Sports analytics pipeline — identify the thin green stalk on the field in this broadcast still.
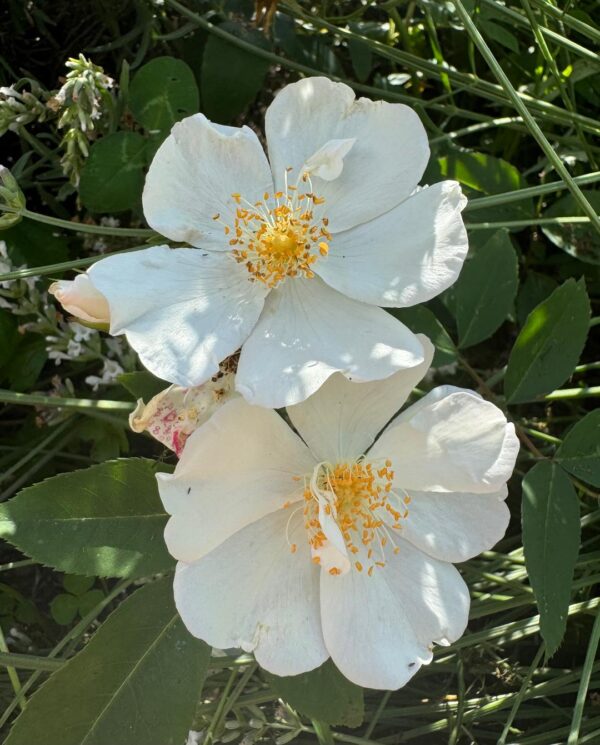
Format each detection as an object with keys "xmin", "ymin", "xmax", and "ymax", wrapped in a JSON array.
[
  {"xmin": 281, "ymin": 1, "xmax": 600, "ymax": 134},
  {"xmin": 544, "ymin": 386, "xmax": 600, "ymax": 401},
  {"xmin": 0, "ymin": 624, "xmax": 26, "ymax": 712},
  {"xmin": 522, "ymin": 427, "xmax": 562, "ymax": 445},
  {"xmin": 568, "ymin": 610, "xmax": 600, "ymax": 744},
  {"xmin": 0, "ymin": 243, "xmax": 147, "ymax": 283},
  {"xmin": 574, "ymin": 361, "xmax": 600, "ymax": 374},
  {"xmin": 313, "ymin": 720, "xmax": 336, "ymax": 745},
  {"xmin": 453, "ymin": 0, "xmax": 600, "ymax": 234},
  {"xmin": 0, "ymin": 389, "xmax": 134, "ymax": 411},
  {"xmin": 498, "ymin": 644, "xmax": 545, "ymax": 745},
  {"xmin": 363, "ymin": 691, "xmax": 392, "ymax": 739},
  {"xmin": 466, "ymin": 172, "xmax": 600, "ymax": 211},
  {"xmin": 480, "ymin": 0, "xmax": 600, "ymax": 63},
  {"xmin": 0, "ymin": 417, "xmax": 73, "ymax": 485},
  {"xmin": 204, "ymin": 667, "xmax": 238, "ymax": 745},
  {"xmin": 0, "ymin": 558, "xmax": 36, "ymax": 572},
  {"xmin": 528, "ymin": 0, "xmax": 600, "ymax": 44},
  {"xmin": 19, "ymin": 209, "xmax": 156, "ymax": 238},
  {"xmin": 467, "ymin": 217, "xmax": 590, "ymax": 230},
  {"xmin": 0, "ymin": 652, "xmax": 65, "ymax": 672}
]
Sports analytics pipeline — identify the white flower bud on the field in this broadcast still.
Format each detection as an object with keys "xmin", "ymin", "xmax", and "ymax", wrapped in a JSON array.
[{"xmin": 48, "ymin": 273, "xmax": 110, "ymax": 324}]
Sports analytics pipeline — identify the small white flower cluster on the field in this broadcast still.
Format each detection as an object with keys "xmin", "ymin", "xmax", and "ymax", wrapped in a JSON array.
[
  {"xmin": 51, "ymin": 55, "xmax": 114, "ymax": 186},
  {"xmin": 51, "ymin": 77, "xmax": 518, "ymax": 690},
  {"xmin": 1, "ymin": 241, "xmax": 131, "ymax": 389},
  {"xmin": 0, "ymin": 80, "xmax": 49, "ymax": 136}
]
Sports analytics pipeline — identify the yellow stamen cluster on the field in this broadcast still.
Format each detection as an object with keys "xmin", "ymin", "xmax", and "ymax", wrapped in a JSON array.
[
  {"xmin": 215, "ymin": 180, "xmax": 331, "ymax": 288},
  {"xmin": 301, "ymin": 458, "xmax": 411, "ymax": 576}
]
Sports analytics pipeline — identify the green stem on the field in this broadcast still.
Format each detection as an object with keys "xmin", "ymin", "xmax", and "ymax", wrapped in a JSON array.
[
  {"xmin": 0, "ymin": 418, "xmax": 74, "ymax": 485},
  {"xmin": 498, "ymin": 644, "xmax": 545, "ymax": 745},
  {"xmin": 0, "ymin": 389, "xmax": 134, "ymax": 411},
  {"xmin": 568, "ymin": 610, "xmax": 600, "ymax": 744},
  {"xmin": 0, "ymin": 652, "xmax": 64, "ymax": 672},
  {"xmin": 452, "ymin": 0, "xmax": 600, "ymax": 234},
  {"xmin": 467, "ymin": 217, "xmax": 591, "ymax": 230},
  {"xmin": 544, "ymin": 386, "xmax": 600, "ymax": 401},
  {"xmin": 0, "ymin": 624, "xmax": 26, "ymax": 712},
  {"xmin": 0, "ymin": 244, "xmax": 148, "ymax": 283},
  {"xmin": 204, "ymin": 667, "xmax": 238, "ymax": 745},
  {"xmin": 0, "ymin": 558, "xmax": 36, "ymax": 572},
  {"xmin": 19, "ymin": 209, "xmax": 156, "ymax": 238},
  {"xmin": 465, "ymin": 172, "xmax": 600, "ymax": 212}
]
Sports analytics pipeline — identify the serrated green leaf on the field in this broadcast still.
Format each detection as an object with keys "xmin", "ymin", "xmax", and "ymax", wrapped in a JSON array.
[
  {"xmin": 5, "ymin": 578, "xmax": 211, "ymax": 745},
  {"xmin": 50, "ymin": 594, "xmax": 79, "ymax": 626},
  {"xmin": 0, "ymin": 458, "xmax": 173, "ymax": 579},
  {"xmin": 542, "ymin": 191, "xmax": 600, "ymax": 265},
  {"xmin": 515, "ymin": 271, "xmax": 558, "ymax": 327},
  {"xmin": 201, "ymin": 22, "xmax": 270, "ymax": 123},
  {"xmin": 130, "ymin": 56, "xmax": 199, "ymax": 138},
  {"xmin": 390, "ymin": 306, "xmax": 457, "ymax": 367},
  {"xmin": 455, "ymin": 230, "xmax": 518, "ymax": 348},
  {"xmin": 79, "ymin": 132, "xmax": 147, "ymax": 214},
  {"xmin": 118, "ymin": 371, "xmax": 166, "ymax": 402},
  {"xmin": 522, "ymin": 461, "xmax": 580, "ymax": 657},
  {"xmin": 264, "ymin": 660, "xmax": 364, "ymax": 728},
  {"xmin": 504, "ymin": 279, "xmax": 590, "ymax": 404},
  {"xmin": 556, "ymin": 410, "xmax": 600, "ymax": 487}
]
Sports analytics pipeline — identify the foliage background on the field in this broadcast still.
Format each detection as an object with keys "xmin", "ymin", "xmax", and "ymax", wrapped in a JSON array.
[{"xmin": 0, "ymin": 0, "xmax": 598, "ymax": 743}]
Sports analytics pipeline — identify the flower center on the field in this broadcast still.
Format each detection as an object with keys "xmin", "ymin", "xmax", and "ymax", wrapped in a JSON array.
[
  {"xmin": 214, "ymin": 173, "xmax": 331, "ymax": 289},
  {"xmin": 293, "ymin": 458, "xmax": 411, "ymax": 577}
]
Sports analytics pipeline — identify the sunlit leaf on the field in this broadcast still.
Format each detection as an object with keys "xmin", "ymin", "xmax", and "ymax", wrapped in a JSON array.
[
  {"xmin": 504, "ymin": 279, "xmax": 590, "ymax": 403},
  {"xmin": 0, "ymin": 458, "xmax": 173, "ymax": 578}
]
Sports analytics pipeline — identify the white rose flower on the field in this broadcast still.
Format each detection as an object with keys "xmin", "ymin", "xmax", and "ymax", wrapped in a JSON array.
[
  {"xmin": 157, "ymin": 337, "xmax": 518, "ymax": 689},
  {"xmin": 87, "ymin": 77, "xmax": 468, "ymax": 407}
]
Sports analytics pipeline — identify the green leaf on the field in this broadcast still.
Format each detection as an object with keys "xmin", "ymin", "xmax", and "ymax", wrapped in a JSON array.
[
  {"xmin": 522, "ymin": 461, "xmax": 580, "ymax": 657},
  {"xmin": 5, "ymin": 578, "xmax": 211, "ymax": 745},
  {"xmin": 454, "ymin": 230, "xmax": 518, "ymax": 348},
  {"xmin": 118, "ymin": 371, "xmax": 166, "ymax": 402},
  {"xmin": 264, "ymin": 660, "xmax": 364, "ymax": 728},
  {"xmin": 0, "ymin": 458, "xmax": 173, "ymax": 579},
  {"xmin": 480, "ymin": 19, "xmax": 520, "ymax": 53},
  {"xmin": 6, "ymin": 336, "xmax": 47, "ymax": 391},
  {"xmin": 201, "ymin": 22, "xmax": 270, "ymax": 123},
  {"xmin": 556, "ymin": 411, "xmax": 600, "ymax": 487},
  {"xmin": 130, "ymin": 56, "xmax": 199, "ymax": 140},
  {"xmin": 390, "ymin": 306, "xmax": 457, "ymax": 367},
  {"xmin": 428, "ymin": 152, "xmax": 533, "ymax": 222},
  {"xmin": 542, "ymin": 191, "xmax": 600, "ymax": 265},
  {"xmin": 0, "ymin": 311, "xmax": 19, "ymax": 371},
  {"xmin": 2, "ymin": 219, "xmax": 69, "ymax": 267},
  {"xmin": 504, "ymin": 279, "xmax": 590, "ymax": 404},
  {"xmin": 50, "ymin": 594, "xmax": 79, "ymax": 626},
  {"xmin": 63, "ymin": 574, "xmax": 95, "ymax": 596},
  {"xmin": 77, "ymin": 589, "xmax": 106, "ymax": 617},
  {"xmin": 515, "ymin": 271, "xmax": 558, "ymax": 327},
  {"xmin": 79, "ymin": 132, "xmax": 147, "ymax": 214}
]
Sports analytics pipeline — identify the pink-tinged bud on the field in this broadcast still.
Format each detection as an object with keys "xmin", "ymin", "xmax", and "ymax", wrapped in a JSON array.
[
  {"xmin": 49, "ymin": 273, "xmax": 110, "ymax": 324},
  {"xmin": 129, "ymin": 372, "xmax": 238, "ymax": 456}
]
